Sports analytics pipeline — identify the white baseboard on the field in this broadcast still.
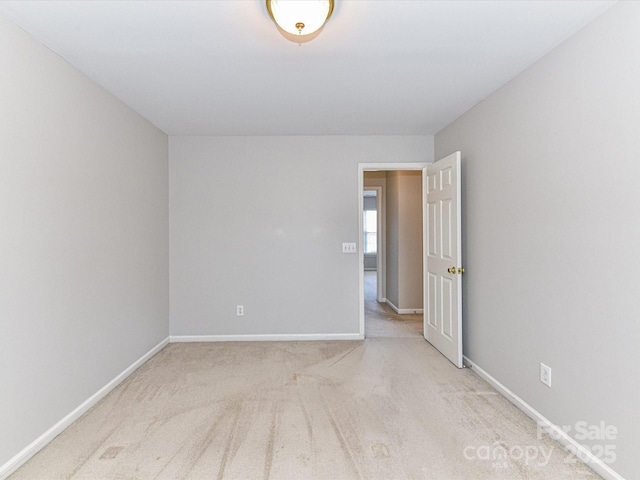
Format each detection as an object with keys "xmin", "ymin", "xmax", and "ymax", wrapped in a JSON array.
[
  {"xmin": 385, "ymin": 299, "xmax": 424, "ymax": 315},
  {"xmin": 463, "ymin": 356, "xmax": 625, "ymax": 480},
  {"xmin": 0, "ymin": 337, "xmax": 170, "ymax": 480},
  {"xmin": 170, "ymin": 333, "xmax": 363, "ymax": 343}
]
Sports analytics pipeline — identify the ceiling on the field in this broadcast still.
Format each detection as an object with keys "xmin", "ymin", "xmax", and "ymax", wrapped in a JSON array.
[{"xmin": 0, "ymin": 1, "xmax": 615, "ymax": 136}]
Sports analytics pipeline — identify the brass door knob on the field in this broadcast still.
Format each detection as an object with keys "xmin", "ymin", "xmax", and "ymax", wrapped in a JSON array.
[
  {"xmin": 457, "ymin": 267, "xmax": 465, "ymax": 274},
  {"xmin": 448, "ymin": 267, "xmax": 456, "ymax": 274}
]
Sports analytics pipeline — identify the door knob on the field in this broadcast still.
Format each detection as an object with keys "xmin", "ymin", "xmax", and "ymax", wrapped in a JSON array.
[{"xmin": 447, "ymin": 266, "xmax": 465, "ymax": 274}]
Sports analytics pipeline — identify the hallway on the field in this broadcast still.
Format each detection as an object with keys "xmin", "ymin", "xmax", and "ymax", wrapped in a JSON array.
[{"xmin": 364, "ymin": 271, "xmax": 422, "ymax": 338}]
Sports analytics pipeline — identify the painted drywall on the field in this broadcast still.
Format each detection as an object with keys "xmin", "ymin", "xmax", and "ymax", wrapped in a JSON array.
[
  {"xmin": 385, "ymin": 173, "xmax": 401, "ymax": 308},
  {"xmin": 0, "ymin": 13, "xmax": 169, "ymax": 470},
  {"xmin": 398, "ymin": 171, "xmax": 423, "ymax": 310},
  {"xmin": 169, "ymin": 136, "xmax": 433, "ymax": 336},
  {"xmin": 385, "ymin": 171, "xmax": 423, "ymax": 311},
  {"xmin": 435, "ymin": 2, "xmax": 640, "ymax": 478},
  {"xmin": 363, "ymin": 171, "xmax": 388, "ymax": 188}
]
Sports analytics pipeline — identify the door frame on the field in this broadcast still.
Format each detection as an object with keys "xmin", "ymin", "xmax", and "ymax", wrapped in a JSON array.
[{"xmin": 358, "ymin": 162, "xmax": 429, "ymax": 338}]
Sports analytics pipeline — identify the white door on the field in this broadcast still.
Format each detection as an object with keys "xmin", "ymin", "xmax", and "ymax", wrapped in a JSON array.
[{"xmin": 424, "ymin": 152, "xmax": 463, "ymax": 368}]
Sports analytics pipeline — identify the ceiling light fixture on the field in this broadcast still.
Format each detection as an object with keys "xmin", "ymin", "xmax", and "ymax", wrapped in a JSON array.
[{"xmin": 266, "ymin": 0, "xmax": 334, "ymax": 43}]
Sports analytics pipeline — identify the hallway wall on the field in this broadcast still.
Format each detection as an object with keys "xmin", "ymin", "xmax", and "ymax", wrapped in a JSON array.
[{"xmin": 385, "ymin": 171, "xmax": 423, "ymax": 311}]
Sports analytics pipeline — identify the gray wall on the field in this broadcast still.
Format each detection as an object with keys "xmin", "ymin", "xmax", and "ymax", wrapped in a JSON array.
[
  {"xmin": 0, "ymin": 13, "xmax": 169, "ymax": 469},
  {"xmin": 385, "ymin": 173, "xmax": 400, "ymax": 307},
  {"xmin": 169, "ymin": 136, "xmax": 433, "ymax": 336},
  {"xmin": 399, "ymin": 171, "xmax": 423, "ymax": 310},
  {"xmin": 435, "ymin": 3, "xmax": 640, "ymax": 478},
  {"xmin": 385, "ymin": 171, "xmax": 423, "ymax": 310}
]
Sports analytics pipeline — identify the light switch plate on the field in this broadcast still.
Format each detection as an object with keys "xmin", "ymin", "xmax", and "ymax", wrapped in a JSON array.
[{"xmin": 342, "ymin": 242, "xmax": 357, "ymax": 254}]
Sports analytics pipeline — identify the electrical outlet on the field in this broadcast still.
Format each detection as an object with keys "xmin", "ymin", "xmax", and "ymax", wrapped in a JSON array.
[
  {"xmin": 540, "ymin": 363, "xmax": 552, "ymax": 387},
  {"xmin": 236, "ymin": 305, "xmax": 244, "ymax": 317}
]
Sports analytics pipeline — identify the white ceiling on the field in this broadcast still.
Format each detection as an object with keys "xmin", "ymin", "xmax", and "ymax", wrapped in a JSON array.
[{"xmin": 0, "ymin": 0, "xmax": 615, "ymax": 136}]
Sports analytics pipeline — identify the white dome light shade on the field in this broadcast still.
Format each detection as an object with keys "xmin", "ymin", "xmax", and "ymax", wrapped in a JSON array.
[{"xmin": 266, "ymin": 0, "xmax": 334, "ymax": 36}]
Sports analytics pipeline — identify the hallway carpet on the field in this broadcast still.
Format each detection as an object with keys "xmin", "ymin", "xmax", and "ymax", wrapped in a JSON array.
[
  {"xmin": 364, "ymin": 270, "xmax": 422, "ymax": 338},
  {"xmin": 9, "ymin": 339, "xmax": 601, "ymax": 479}
]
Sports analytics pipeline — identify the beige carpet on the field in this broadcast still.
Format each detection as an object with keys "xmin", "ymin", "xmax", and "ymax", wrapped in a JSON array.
[{"xmin": 9, "ymin": 275, "xmax": 601, "ymax": 479}]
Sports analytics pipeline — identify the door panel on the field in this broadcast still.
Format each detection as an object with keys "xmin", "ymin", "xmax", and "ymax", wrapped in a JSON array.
[
  {"xmin": 428, "ymin": 202, "xmax": 438, "ymax": 256},
  {"xmin": 442, "ymin": 276, "xmax": 454, "ymax": 340},
  {"xmin": 442, "ymin": 198, "xmax": 452, "ymax": 259},
  {"xmin": 427, "ymin": 272, "xmax": 438, "ymax": 328},
  {"xmin": 424, "ymin": 151, "xmax": 463, "ymax": 368}
]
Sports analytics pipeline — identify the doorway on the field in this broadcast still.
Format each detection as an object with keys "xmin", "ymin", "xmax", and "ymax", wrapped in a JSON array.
[
  {"xmin": 358, "ymin": 163, "xmax": 428, "ymax": 338},
  {"xmin": 363, "ymin": 187, "xmax": 383, "ymax": 300}
]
